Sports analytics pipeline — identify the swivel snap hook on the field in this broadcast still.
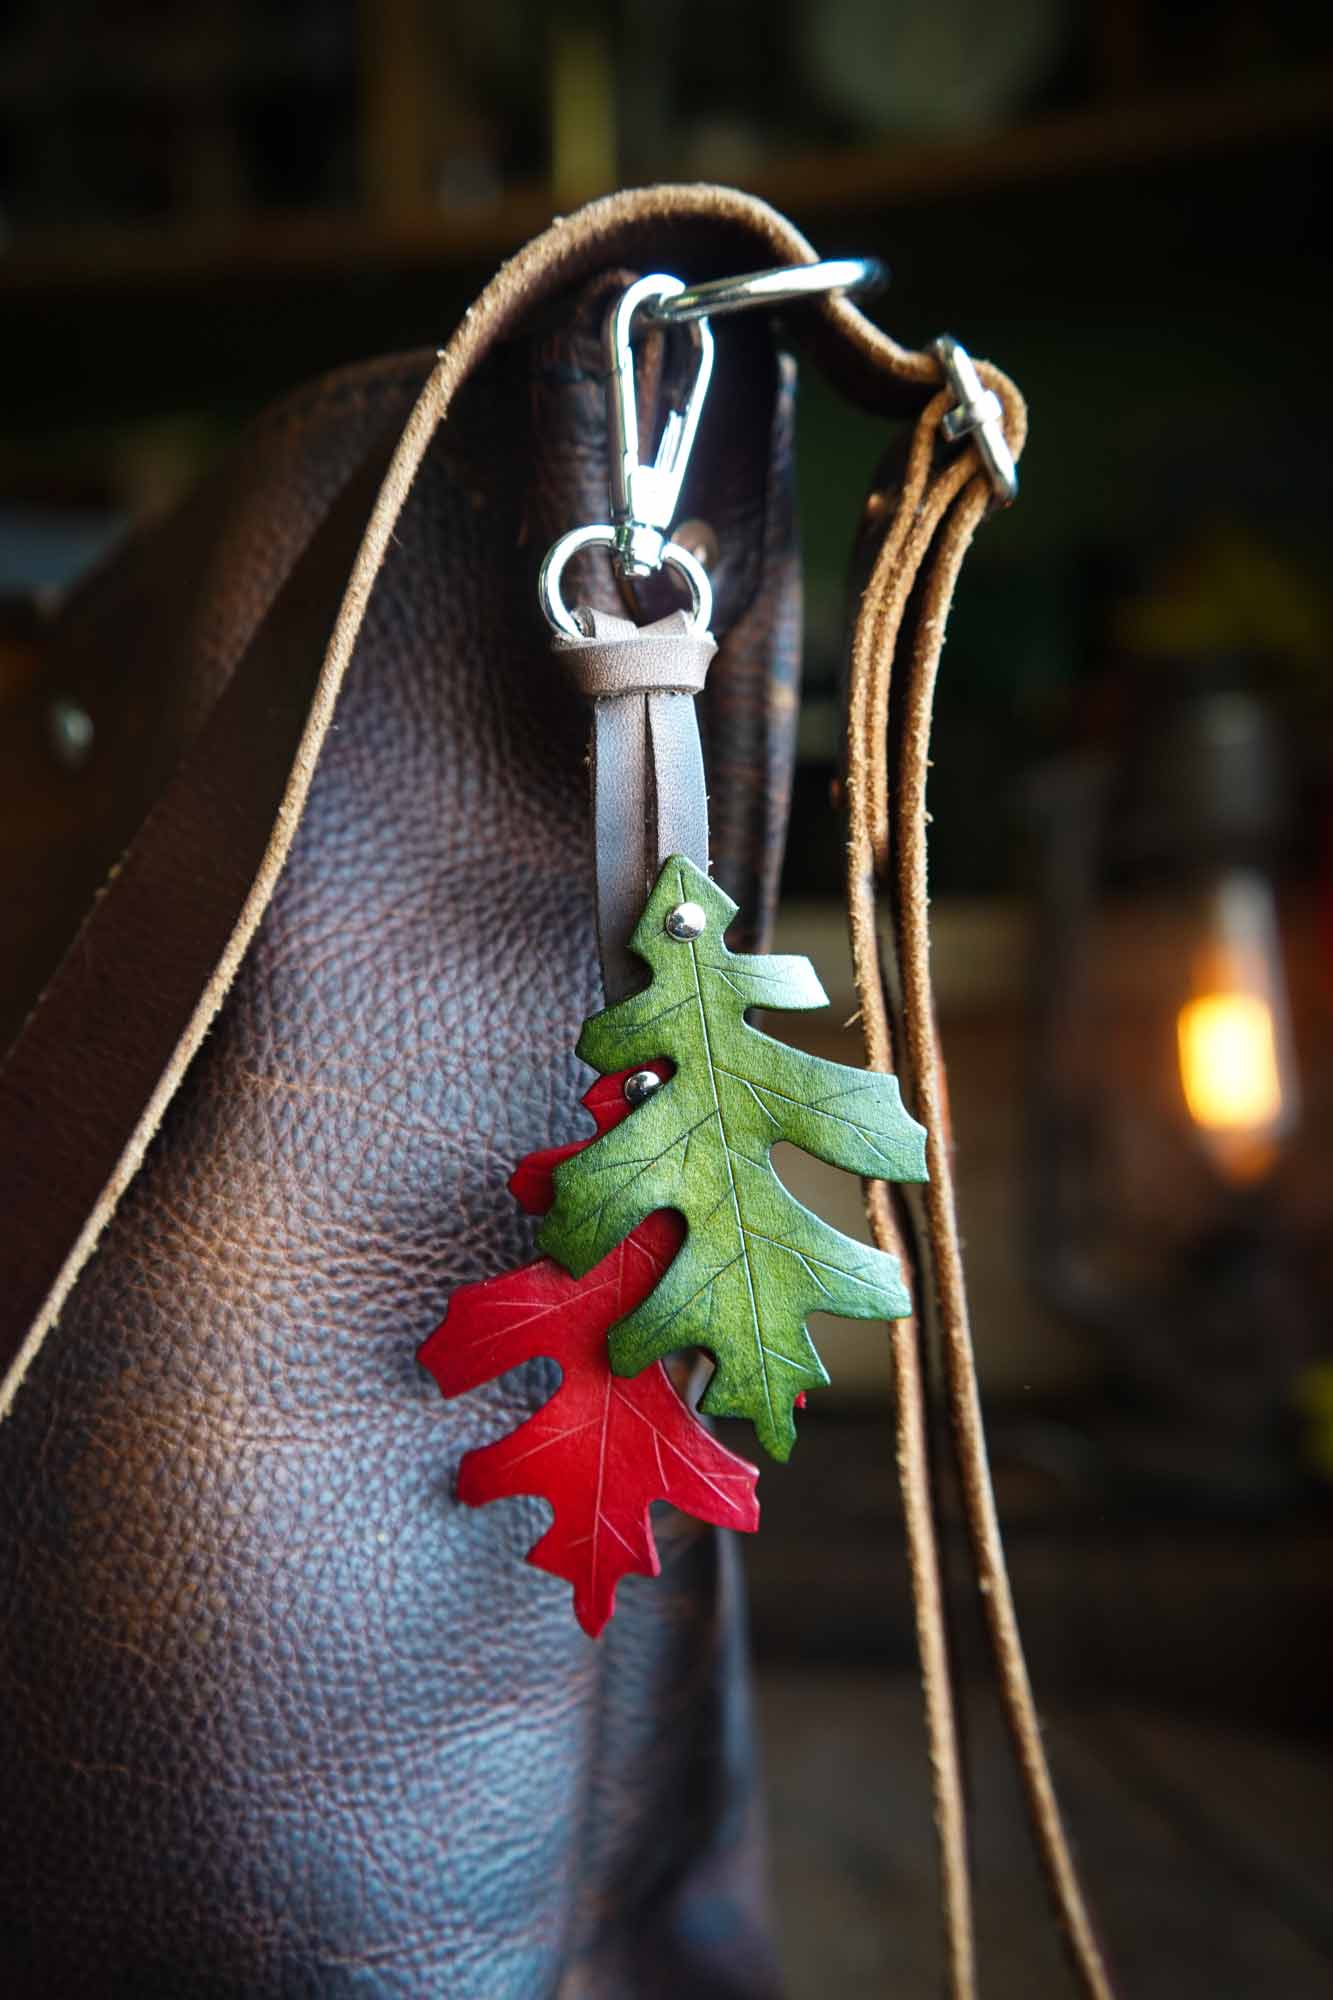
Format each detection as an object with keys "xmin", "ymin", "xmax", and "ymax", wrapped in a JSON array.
[
  {"xmin": 608, "ymin": 274, "xmax": 715, "ymax": 579},
  {"xmin": 539, "ymin": 274, "xmax": 715, "ymax": 640}
]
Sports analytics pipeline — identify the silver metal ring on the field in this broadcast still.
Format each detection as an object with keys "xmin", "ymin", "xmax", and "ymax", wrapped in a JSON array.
[
  {"xmin": 538, "ymin": 524, "xmax": 714, "ymax": 640},
  {"xmin": 645, "ymin": 257, "xmax": 888, "ymax": 326}
]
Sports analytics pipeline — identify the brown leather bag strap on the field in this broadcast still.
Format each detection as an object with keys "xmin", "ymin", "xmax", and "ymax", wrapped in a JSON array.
[{"xmin": 0, "ymin": 182, "xmax": 1112, "ymax": 2000}]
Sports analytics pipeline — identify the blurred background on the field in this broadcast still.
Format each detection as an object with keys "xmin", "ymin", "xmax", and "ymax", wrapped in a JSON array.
[{"xmin": 2, "ymin": 3, "xmax": 1331, "ymax": 1993}]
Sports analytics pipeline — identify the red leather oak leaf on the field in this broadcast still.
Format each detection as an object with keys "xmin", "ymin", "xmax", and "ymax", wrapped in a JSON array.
[{"xmin": 418, "ymin": 1065, "xmax": 760, "ymax": 1637}]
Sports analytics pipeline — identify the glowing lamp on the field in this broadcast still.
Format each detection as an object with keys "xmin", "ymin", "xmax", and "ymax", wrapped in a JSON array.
[
  {"xmin": 1028, "ymin": 690, "xmax": 1319, "ymax": 1456},
  {"xmin": 1178, "ymin": 992, "xmax": 1281, "ymax": 1136},
  {"xmin": 1175, "ymin": 870, "xmax": 1298, "ymax": 1185}
]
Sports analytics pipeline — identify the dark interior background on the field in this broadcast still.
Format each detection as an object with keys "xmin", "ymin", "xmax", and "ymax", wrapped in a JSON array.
[{"xmin": 2, "ymin": 5, "xmax": 1330, "ymax": 1994}]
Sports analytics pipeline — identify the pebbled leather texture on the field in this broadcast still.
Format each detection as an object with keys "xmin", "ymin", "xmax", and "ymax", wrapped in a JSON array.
[{"xmin": 0, "ymin": 273, "xmax": 798, "ymax": 1995}]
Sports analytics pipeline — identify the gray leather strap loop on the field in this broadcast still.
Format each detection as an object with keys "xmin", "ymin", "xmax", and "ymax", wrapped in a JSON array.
[
  {"xmin": 554, "ymin": 607, "xmax": 715, "ymax": 1000},
  {"xmin": 556, "ymin": 611, "xmax": 715, "ymax": 697}
]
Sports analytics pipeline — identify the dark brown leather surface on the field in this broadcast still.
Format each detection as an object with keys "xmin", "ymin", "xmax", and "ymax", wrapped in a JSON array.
[
  {"xmin": 0, "ymin": 440, "xmax": 404, "ymax": 1353},
  {"xmin": 0, "ymin": 271, "xmax": 797, "ymax": 1995},
  {"xmin": 0, "ymin": 351, "xmax": 431, "ymax": 1055}
]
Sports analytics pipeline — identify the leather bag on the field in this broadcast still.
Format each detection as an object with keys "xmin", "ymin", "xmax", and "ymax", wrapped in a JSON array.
[{"xmin": 0, "ymin": 186, "xmax": 1111, "ymax": 1999}]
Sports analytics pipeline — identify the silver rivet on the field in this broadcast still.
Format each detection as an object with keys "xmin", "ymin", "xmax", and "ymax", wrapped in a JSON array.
[
  {"xmin": 665, "ymin": 901, "xmax": 706, "ymax": 941},
  {"xmin": 624, "ymin": 1069, "xmax": 662, "ymax": 1107},
  {"xmin": 48, "ymin": 697, "xmax": 94, "ymax": 770}
]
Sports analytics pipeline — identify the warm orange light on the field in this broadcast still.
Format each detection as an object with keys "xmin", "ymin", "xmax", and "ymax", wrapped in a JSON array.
[
  {"xmin": 1174, "ymin": 871, "xmax": 1297, "ymax": 1183},
  {"xmin": 1177, "ymin": 991, "xmax": 1283, "ymax": 1133}
]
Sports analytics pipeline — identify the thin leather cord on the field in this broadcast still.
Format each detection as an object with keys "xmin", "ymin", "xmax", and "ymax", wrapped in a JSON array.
[
  {"xmin": 877, "ymin": 1185, "xmax": 976, "ymax": 2000},
  {"xmin": 844, "ymin": 413, "xmax": 976, "ymax": 2000},
  {"xmin": 900, "ymin": 488, "xmax": 1114, "ymax": 2000},
  {"xmin": 846, "ymin": 380, "xmax": 1117, "ymax": 2000}
]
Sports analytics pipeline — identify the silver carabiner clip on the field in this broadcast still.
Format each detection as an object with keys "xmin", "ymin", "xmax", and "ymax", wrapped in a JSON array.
[
  {"xmin": 539, "ymin": 273, "xmax": 716, "ymax": 640},
  {"xmin": 607, "ymin": 274, "xmax": 715, "ymax": 578},
  {"xmin": 538, "ymin": 255, "xmax": 888, "ymax": 637}
]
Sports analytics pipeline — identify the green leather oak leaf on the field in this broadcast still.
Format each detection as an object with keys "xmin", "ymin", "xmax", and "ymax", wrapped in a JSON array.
[{"xmin": 538, "ymin": 856, "xmax": 927, "ymax": 1461}]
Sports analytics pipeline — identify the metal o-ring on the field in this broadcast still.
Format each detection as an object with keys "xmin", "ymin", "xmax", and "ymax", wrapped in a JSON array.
[
  {"xmin": 644, "ymin": 256, "xmax": 888, "ymax": 327},
  {"xmin": 537, "ymin": 525, "xmax": 714, "ymax": 640}
]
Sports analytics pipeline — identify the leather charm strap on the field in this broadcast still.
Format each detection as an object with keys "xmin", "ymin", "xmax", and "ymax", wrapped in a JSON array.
[{"xmin": 554, "ymin": 607, "xmax": 716, "ymax": 1000}]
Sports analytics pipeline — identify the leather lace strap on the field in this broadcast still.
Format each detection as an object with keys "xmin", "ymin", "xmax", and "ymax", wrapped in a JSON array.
[
  {"xmin": 845, "ymin": 385, "xmax": 1115, "ymax": 2000},
  {"xmin": 0, "ymin": 184, "xmax": 1113, "ymax": 2000},
  {"xmin": 554, "ymin": 607, "xmax": 716, "ymax": 1001}
]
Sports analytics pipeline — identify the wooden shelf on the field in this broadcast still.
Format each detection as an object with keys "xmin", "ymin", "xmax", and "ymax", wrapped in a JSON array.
[
  {"xmin": 752, "ymin": 64, "xmax": 1333, "ymax": 214},
  {"xmin": 2, "ymin": 66, "xmax": 1329, "ymax": 298}
]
